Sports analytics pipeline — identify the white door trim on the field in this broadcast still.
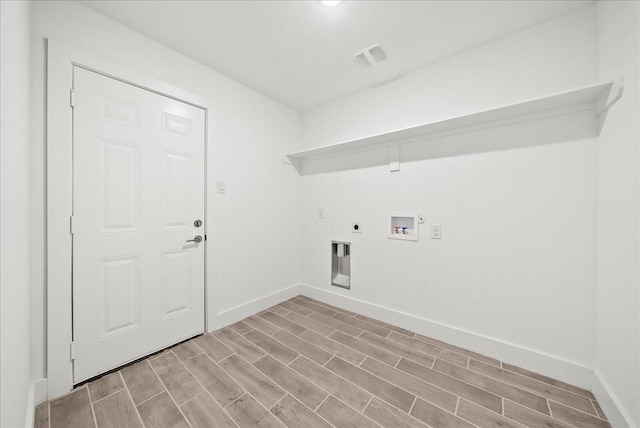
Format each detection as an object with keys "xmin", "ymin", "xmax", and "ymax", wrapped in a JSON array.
[{"xmin": 47, "ymin": 38, "xmax": 216, "ymax": 399}]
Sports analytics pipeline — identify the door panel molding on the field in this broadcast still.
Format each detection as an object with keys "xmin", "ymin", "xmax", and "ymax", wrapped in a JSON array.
[{"xmin": 47, "ymin": 39, "xmax": 214, "ymax": 399}]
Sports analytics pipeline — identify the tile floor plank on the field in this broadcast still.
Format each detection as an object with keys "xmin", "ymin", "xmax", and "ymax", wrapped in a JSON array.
[
  {"xmin": 149, "ymin": 352, "xmax": 204, "ymax": 405},
  {"xmin": 49, "ymin": 387, "xmax": 95, "ymax": 428},
  {"xmin": 504, "ymin": 400, "xmax": 574, "ymax": 428},
  {"xmin": 548, "ymin": 401, "xmax": 612, "ymax": 428},
  {"xmin": 591, "ymin": 399, "xmax": 607, "ymax": 420},
  {"xmin": 88, "ymin": 372, "xmax": 124, "ymax": 402},
  {"xmin": 214, "ymin": 328, "xmax": 266, "ymax": 363},
  {"xmin": 183, "ymin": 353, "xmax": 244, "ymax": 407},
  {"xmin": 410, "ymin": 397, "xmax": 476, "ymax": 428},
  {"xmin": 291, "ymin": 298, "xmax": 337, "ymax": 317},
  {"xmin": 363, "ymin": 397, "xmax": 427, "ymax": 428},
  {"xmin": 502, "ymin": 362, "xmax": 595, "ymax": 399},
  {"xmin": 284, "ymin": 312, "xmax": 335, "ymax": 336},
  {"xmin": 121, "ymin": 360, "xmax": 166, "ymax": 405},
  {"xmin": 93, "ymin": 389, "xmax": 142, "ymax": 428},
  {"xmin": 218, "ymin": 354, "xmax": 286, "ymax": 409},
  {"xmin": 355, "ymin": 313, "xmax": 415, "ymax": 337},
  {"xmin": 137, "ymin": 391, "xmax": 189, "ymax": 428},
  {"xmin": 333, "ymin": 312, "xmax": 391, "ymax": 337},
  {"xmin": 316, "ymin": 395, "xmax": 381, "ymax": 428},
  {"xmin": 34, "ymin": 403, "xmax": 49, "ymax": 428},
  {"xmin": 259, "ymin": 311, "xmax": 307, "ymax": 336},
  {"xmin": 309, "ymin": 312, "xmax": 364, "ymax": 337},
  {"xmin": 388, "ymin": 331, "xmax": 470, "ymax": 367},
  {"xmin": 267, "ymin": 305, "xmax": 290, "ymax": 316},
  {"xmin": 358, "ymin": 331, "xmax": 435, "ymax": 367},
  {"xmin": 329, "ymin": 330, "xmax": 400, "ymax": 366},
  {"xmin": 397, "ymin": 358, "xmax": 503, "ymax": 413},
  {"xmin": 225, "ymin": 394, "xmax": 283, "ymax": 428},
  {"xmin": 310, "ymin": 300, "xmax": 358, "ymax": 317},
  {"xmin": 434, "ymin": 358, "xmax": 550, "ymax": 414},
  {"xmin": 272, "ymin": 330, "xmax": 332, "ymax": 365},
  {"xmin": 270, "ymin": 394, "xmax": 332, "ymax": 427},
  {"xmin": 469, "ymin": 359, "xmax": 597, "ymax": 415},
  {"xmin": 325, "ymin": 356, "xmax": 415, "ymax": 413},
  {"xmin": 228, "ymin": 320, "xmax": 254, "ymax": 335},
  {"xmin": 289, "ymin": 356, "xmax": 372, "ymax": 412},
  {"xmin": 193, "ymin": 334, "xmax": 234, "ymax": 362},
  {"xmin": 299, "ymin": 330, "xmax": 366, "ymax": 365},
  {"xmin": 360, "ymin": 357, "xmax": 458, "ymax": 413},
  {"xmin": 278, "ymin": 301, "xmax": 313, "ymax": 317},
  {"xmin": 180, "ymin": 392, "xmax": 237, "ymax": 428},
  {"xmin": 253, "ymin": 355, "xmax": 328, "ymax": 410},
  {"xmin": 415, "ymin": 333, "xmax": 501, "ymax": 366},
  {"xmin": 172, "ymin": 340, "xmax": 202, "ymax": 361},
  {"xmin": 244, "ymin": 330, "xmax": 299, "ymax": 364},
  {"xmin": 457, "ymin": 399, "xmax": 527, "ymax": 428},
  {"xmin": 244, "ymin": 315, "xmax": 281, "ymax": 336}
]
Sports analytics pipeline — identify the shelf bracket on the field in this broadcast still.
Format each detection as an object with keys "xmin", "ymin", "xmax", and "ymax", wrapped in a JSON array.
[
  {"xmin": 281, "ymin": 156, "xmax": 295, "ymax": 165},
  {"xmin": 596, "ymin": 75, "xmax": 624, "ymax": 133},
  {"xmin": 389, "ymin": 144, "xmax": 400, "ymax": 172}
]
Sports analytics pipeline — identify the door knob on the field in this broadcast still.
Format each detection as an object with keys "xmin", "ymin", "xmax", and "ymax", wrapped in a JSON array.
[{"xmin": 186, "ymin": 235, "xmax": 203, "ymax": 243}]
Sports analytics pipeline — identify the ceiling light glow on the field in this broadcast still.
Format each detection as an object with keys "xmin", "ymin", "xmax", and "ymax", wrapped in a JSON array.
[{"xmin": 319, "ymin": 1, "xmax": 343, "ymax": 7}]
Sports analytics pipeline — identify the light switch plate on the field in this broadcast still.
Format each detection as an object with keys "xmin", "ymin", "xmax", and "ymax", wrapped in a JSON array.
[
  {"xmin": 431, "ymin": 224, "xmax": 442, "ymax": 239},
  {"xmin": 217, "ymin": 180, "xmax": 226, "ymax": 194}
]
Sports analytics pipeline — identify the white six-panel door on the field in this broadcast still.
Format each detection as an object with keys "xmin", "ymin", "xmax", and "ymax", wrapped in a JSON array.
[{"xmin": 72, "ymin": 67, "xmax": 205, "ymax": 383}]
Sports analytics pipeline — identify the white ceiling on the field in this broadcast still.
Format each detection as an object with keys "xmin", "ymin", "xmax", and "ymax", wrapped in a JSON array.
[{"xmin": 80, "ymin": 0, "xmax": 593, "ymax": 112}]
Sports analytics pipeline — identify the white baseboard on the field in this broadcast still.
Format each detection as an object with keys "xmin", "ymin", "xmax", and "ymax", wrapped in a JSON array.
[
  {"xmin": 212, "ymin": 284, "xmax": 301, "ymax": 331},
  {"xmin": 25, "ymin": 378, "xmax": 48, "ymax": 428},
  {"xmin": 592, "ymin": 371, "xmax": 636, "ymax": 428},
  {"xmin": 299, "ymin": 284, "xmax": 593, "ymax": 390}
]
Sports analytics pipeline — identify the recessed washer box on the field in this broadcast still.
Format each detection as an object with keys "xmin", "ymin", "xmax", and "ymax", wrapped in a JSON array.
[{"xmin": 389, "ymin": 212, "xmax": 419, "ymax": 241}]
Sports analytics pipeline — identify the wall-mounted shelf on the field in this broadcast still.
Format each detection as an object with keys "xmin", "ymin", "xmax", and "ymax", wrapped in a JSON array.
[{"xmin": 284, "ymin": 78, "xmax": 623, "ymax": 173}]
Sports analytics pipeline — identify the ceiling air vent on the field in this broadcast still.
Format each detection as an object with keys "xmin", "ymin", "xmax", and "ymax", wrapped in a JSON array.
[{"xmin": 354, "ymin": 44, "xmax": 388, "ymax": 67}]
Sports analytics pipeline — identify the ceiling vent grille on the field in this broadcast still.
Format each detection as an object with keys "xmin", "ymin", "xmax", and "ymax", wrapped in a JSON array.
[{"xmin": 354, "ymin": 44, "xmax": 388, "ymax": 67}]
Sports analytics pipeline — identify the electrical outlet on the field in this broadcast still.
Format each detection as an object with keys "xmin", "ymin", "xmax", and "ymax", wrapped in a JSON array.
[
  {"xmin": 352, "ymin": 222, "xmax": 362, "ymax": 233},
  {"xmin": 318, "ymin": 208, "xmax": 324, "ymax": 219},
  {"xmin": 431, "ymin": 224, "xmax": 442, "ymax": 239},
  {"xmin": 216, "ymin": 180, "xmax": 226, "ymax": 194}
]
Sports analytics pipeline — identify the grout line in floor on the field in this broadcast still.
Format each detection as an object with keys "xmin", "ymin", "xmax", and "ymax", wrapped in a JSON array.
[
  {"xmin": 117, "ymin": 371, "xmax": 146, "ymax": 428},
  {"xmin": 89, "ymin": 384, "xmax": 126, "ymax": 405},
  {"xmin": 83, "ymin": 387, "xmax": 99, "ymax": 428},
  {"xmin": 146, "ymin": 350, "xmax": 195, "ymax": 428},
  {"xmin": 359, "ymin": 394, "xmax": 376, "ymax": 416}
]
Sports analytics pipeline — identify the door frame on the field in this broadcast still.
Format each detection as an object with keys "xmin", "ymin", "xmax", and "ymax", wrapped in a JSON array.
[{"xmin": 47, "ymin": 39, "xmax": 215, "ymax": 399}]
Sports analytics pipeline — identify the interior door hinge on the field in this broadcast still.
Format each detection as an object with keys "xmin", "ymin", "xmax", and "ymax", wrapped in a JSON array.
[
  {"xmin": 70, "ymin": 215, "xmax": 74, "ymax": 235},
  {"xmin": 70, "ymin": 342, "xmax": 76, "ymax": 361},
  {"xmin": 70, "ymin": 89, "xmax": 76, "ymax": 108}
]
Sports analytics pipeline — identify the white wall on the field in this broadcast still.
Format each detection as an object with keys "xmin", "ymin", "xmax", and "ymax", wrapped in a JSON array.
[
  {"xmin": 595, "ymin": 1, "xmax": 640, "ymax": 426},
  {"xmin": 1, "ymin": 1, "xmax": 33, "ymax": 426},
  {"xmin": 30, "ymin": 0, "xmax": 301, "ymax": 386},
  {"xmin": 300, "ymin": 5, "xmax": 599, "ymax": 378}
]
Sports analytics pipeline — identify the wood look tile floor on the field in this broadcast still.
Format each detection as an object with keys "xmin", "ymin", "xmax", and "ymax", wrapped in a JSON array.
[{"xmin": 35, "ymin": 296, "xmax": 611, "ymax": 428}]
